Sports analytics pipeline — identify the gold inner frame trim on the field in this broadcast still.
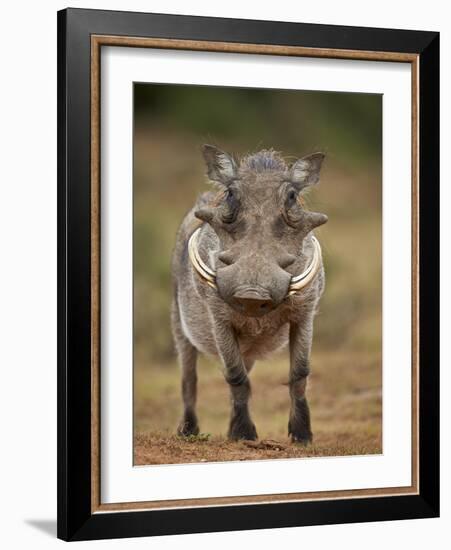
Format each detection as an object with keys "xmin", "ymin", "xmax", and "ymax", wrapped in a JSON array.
[{"xmin": 90, "ymin": 34, "xmax": 420, "ymax": 514}]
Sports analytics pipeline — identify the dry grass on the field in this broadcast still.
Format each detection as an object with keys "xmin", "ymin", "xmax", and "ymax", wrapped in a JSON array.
[{"xmin": 134, "ymin": 350, "xmax": 382, "ymax": 465}]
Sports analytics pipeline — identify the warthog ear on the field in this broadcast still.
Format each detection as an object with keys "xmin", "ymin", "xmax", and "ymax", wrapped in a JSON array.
[
  {"xmin": 202, "ymin": 144, "xmax": 237, "ymax": 186},
  {"xmin": 289, "ymin": 152, "xmax": 325, "ymax": 190}
]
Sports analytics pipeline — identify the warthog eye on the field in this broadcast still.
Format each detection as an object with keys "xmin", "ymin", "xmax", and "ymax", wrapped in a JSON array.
[
  {"xmin": 283, "ymin": 187, "xmax": 303, "ymax": 227},
  {"xmin": 286, "ymin": 188, "xmax": 297, "ymax": 207},
  {"xmin": 222, "ymin": 188, "xmax": 239, "ymax": 224}
]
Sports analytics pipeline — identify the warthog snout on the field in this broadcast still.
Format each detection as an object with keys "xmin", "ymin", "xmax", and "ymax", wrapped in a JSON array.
[
  {"xmin": 216, "ymin": 255, "xmax": 292, "ymax": 317},
  {"xmin": 232, "ymin": 287, "xmax": 275, "ymax": 317}
]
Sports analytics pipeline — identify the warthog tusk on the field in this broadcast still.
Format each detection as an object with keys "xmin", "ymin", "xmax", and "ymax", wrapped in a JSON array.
[
  {"xmin": 287, "ymin": 235, "xmax": 322, "ymax": 295},
  {"xmin": 188, "ymin": 227, "xmax": 217, "ymax": 288},
  {"xmin": 188, "ymin": 226, "xmax": 322, "ymax": 295}
]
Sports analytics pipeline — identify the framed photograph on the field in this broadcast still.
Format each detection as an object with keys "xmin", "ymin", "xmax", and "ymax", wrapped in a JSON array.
[{"xmin": 57, "ymin": 8, "xmax": 439, "ymax": 541}]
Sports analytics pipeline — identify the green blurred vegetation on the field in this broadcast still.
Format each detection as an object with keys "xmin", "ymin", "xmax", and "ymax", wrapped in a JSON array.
[{"xmin": 134, "ymin": 83, "xmax": 382, "ymax": 367}]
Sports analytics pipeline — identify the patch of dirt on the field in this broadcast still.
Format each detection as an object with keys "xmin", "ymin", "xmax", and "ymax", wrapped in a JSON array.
[{"xmin": 134, "ymin": 432, "xmax": 382, "ymax": 465}]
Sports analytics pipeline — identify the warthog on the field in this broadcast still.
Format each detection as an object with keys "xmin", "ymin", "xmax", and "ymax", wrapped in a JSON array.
[{"xmin": 171, "ymin": 145, "xmax": 328, "ymax": 443}]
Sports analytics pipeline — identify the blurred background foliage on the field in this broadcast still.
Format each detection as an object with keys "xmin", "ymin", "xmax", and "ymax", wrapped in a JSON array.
[{"xmin": 134, "ymin": 83, "xmax": 382, "ymax": 367}]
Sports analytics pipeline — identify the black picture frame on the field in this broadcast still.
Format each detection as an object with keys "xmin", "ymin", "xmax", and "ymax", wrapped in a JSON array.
[{"xmin": 57, "ymin": 7, "xmax": 439, "ymax": 541}]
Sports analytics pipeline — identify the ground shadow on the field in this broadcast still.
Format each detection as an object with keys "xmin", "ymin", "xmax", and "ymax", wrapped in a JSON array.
[{"xmin": 25, "ymin": 519, "xmax": 57, "ymax": 538}]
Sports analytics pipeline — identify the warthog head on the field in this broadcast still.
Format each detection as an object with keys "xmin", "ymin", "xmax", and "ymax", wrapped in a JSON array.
[{"xmin": 195, "ymin": 145, "xmax": 328, "ymax": 317}]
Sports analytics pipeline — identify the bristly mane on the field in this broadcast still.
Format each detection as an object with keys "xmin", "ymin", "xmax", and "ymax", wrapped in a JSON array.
[{"xmin": 240, "ymin": 150, "xmax": 287, "ymax": 173}]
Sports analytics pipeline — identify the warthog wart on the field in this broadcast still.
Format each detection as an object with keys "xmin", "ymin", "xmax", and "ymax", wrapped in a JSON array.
[{"xmin": 171, "ymin": 145, "xmax": 328, "ymax": 443}]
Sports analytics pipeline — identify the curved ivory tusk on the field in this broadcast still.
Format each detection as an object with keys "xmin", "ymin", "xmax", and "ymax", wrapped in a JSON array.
[
  {"xmin": 188, "ymin": 227, "xmax": 217, "ymax": 288},
  {"xmin": 287, "ymin": 236, "xmax": 322, "ymax": 295},
  {"xmin": 188, "ymin": 226, "xmax": 322, "ymax": 295}
]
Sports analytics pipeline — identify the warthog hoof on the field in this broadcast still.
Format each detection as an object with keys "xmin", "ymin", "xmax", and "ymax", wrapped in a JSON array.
[
  {"xmin": 228, "ymin": 416, "xmax": 258, "ymax": 441},
  {"xmin": 288, "ymin": 419, "xmax": 313, "ymax": 445},
  {"xmin": 177, "ymin": 412, "xmax": 199, "ymax": 437},
  {"xmin": 290, "ymin": 434, "xmax": 312, "ymax": 445}
]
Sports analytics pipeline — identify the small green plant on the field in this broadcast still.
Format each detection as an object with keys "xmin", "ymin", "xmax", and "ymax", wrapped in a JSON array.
[{"xmin": 178, "ymin": 432, "xmax": 211, "ymax": 443}]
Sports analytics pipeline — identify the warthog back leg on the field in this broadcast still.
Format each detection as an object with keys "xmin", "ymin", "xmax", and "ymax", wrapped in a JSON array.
[
  {"xmin": 288, "ymin": 317, "xmax": 314, "ymax": 444},
  {"xmin": 172, "ymin": 298, "xmax": 199, "ymax": 437},
  {"xmin": 213, "ymin": 323, "xmax": 257, "ymax": 441}
]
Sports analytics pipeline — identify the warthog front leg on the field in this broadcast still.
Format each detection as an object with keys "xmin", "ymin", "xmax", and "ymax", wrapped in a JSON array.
[
  {"xmin": 288, "ymin": 315, "xmax": 314, "ymax": 444},
  {"xmin": 213, "ymin": 322, "xmax": 257, "ymax": 441},
  {"xmin": 172, "ymin": 299, "xmax": 199, "ymax": 437}
]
